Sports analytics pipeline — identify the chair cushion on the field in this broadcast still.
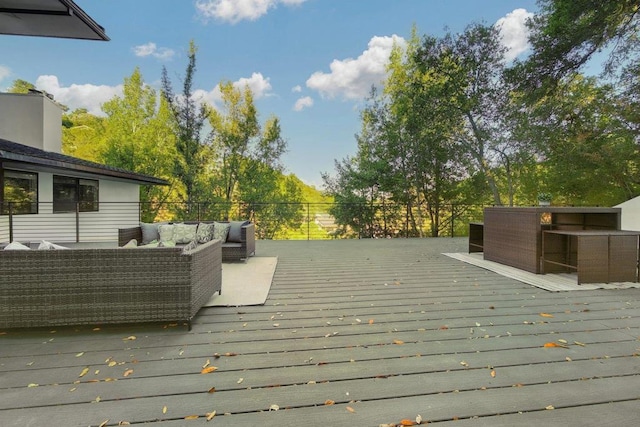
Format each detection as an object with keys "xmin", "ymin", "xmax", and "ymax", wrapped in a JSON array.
[
  {"xmin": 4, "ymin": 241, "xmax": 31, "ymax": 250},
  {"xmin": 227, "ymin": 221, "xmax": 250, "ymax": 243},
  {"xmin": 213, "ymin": 222, "xmax": 231, "ymax": 242},
  {"xmin": 173, "ymin": 223, "xmax": 197, "ymax": 244},
  {"xmin": 196, "ymin": 222, "xmax": 216, "ymax": 243},
  {"xmin": 140, "ymin": 222, "xmax": 165, "ymax": 244}
]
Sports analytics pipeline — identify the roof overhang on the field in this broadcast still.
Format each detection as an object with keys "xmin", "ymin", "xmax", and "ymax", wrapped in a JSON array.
[{"xmin": 0, "ymin": 0, "xmax": 108, "ymax": 41}]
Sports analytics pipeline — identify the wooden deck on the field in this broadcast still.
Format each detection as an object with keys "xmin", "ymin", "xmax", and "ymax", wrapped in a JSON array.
[{"xmin": 1, "ymin": 238, "xmax": 639, "ymax": 426}]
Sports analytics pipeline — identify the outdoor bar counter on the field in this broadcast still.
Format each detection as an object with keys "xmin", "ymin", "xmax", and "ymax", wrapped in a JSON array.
[{"xmin": 483, "ymin": 206, "xmax": 622, "ymax": 274}]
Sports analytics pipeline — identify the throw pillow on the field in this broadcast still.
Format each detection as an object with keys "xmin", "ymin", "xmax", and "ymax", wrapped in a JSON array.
[
  {"xmin": 140, "ymin": 222, "xmax": 164, "ymax": 244},
  {"xmin": 213, "ymin": 222, "xmax": 231, "ymax": 242},
  {"xmin": 38, "ymin": 240, "xmax": 69, "ymax": 250},
  {"xmin": 196, "ymin": 222, "xmax": 215, "ymax": 243},
  {"xmin": 4, "ymin": 241, "xmax": 31, "ymax": 250},
  {"xmin": 121, "ymin": 239, "xmax": 138, "ymax": 248},
  {"xmin": 173, "ymin": 223, "xmax": 198, "ymax": 244},
  {"xmin": 181, "ymin": 240, "xmax": 198, "ymax": 253},
  {"xmin": 158, "ymin": 224, "xmax": 175, "ymax": 243},
  {"xmin": 227, "ymin": 220, "xmax": 250, "ymax": 243}
]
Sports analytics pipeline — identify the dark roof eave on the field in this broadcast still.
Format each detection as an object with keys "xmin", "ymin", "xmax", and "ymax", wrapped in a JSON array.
[{"xmin": 0, "ymin": 151, "xmax": 169, "ymax": 186}]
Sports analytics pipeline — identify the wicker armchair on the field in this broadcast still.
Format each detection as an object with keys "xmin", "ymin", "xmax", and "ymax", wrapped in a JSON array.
[{"xmin": 0, "ymin": 239, "xmax": 222, "ymax": 329}]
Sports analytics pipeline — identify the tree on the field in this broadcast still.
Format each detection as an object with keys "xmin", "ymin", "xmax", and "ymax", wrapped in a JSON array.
[
  {"xmin": 62, "ymin": 108, "xmax": 105, "ymax": 162},
  {"xmin": 101, "ymin": 68, "xmax": 179, "ymax": 219},
  {"xmin": 522, "ymin": 0, "xmax": 640, "ymax": 94},
  {"xmin": 160, "ymin": 40, "xmax": 210, "ymax": 214},
  {"xmin": 7, "ymin": 79, "xmax": 35, "ymax": 93}
]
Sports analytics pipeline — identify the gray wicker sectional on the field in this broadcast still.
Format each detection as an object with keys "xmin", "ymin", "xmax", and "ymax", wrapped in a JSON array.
[
  {"xmin": 0, "ymin": 239, "xmax": 222, "ymax": 329},
  {"xmin": 118, "ymin": 221, "xmax": 255, "ymax": 262}
]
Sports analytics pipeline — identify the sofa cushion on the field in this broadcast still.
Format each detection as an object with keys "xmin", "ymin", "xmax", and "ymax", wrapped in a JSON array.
[
  {"xmin": 227, "ymin": 220, "xmax": 250, "ymax": 243},
  {"xmin": 213, "ymin": 222, "xmax": 231, "ymax": 242},
  {"xmin": 158, "ymin": 224, "xmax": 175, "ymax": 244},
  {"xmin": 4, "ymin": 241, "xmax": 31, "ymax": 250},
  {"xmin": 140, "ymin": 222, "xmax": 166, "ymax": 244},
  {"xmin": 181, "ymin": 240, "xmax": 198, "ymax": 253},
  {"xmin": 121, "ymin": 239, "xmax": 138, "ymax": 248},
  {"xmin": 173, "ymin": 223, "xmax": 198, "ymax": 244},
  {"xmin": 196, "ymin": 222, "xmax": 216, "ymax": 243},
  {"xmin": 38, "ymin": 240, "xmax": 69, "ymax": 250}
]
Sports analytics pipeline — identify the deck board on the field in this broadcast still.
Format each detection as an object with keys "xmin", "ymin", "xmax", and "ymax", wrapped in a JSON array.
[{"xmin": 1, "ymin": 238, "xmax": 639, "ymax": 426}]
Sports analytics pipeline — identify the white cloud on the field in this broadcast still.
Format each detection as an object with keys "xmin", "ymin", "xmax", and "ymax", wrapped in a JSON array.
[
  {"xmin": 293, "ymin": 96, "xmax": 313, "ymax": 111},
  {"xmin": 306, "ymin": 35, "xmax": 406, "ymax": 100},
  {"xmin": 195, "ymin": 0, "xmax": 306, "ymax": 24},
  {"xmin": 35, "ymin": 75, "xmax": 122, "ymax": 116},
  {"xmin": 495, "ymin": 8, "xmax": 534, "ymax": 62},
  {"xmin": 193, "ymin": 72, "xmax": 273, "ymax": 107},
  {"xmin": 292, "ymin": 85, "xmax": 302, "ymax": 93},
  {"xmin": 0, "ymin": 65, "xmax": 11, "ymax": 83},
  {"xmin": 132, "ymin": 42, "xmax": 175, "ymax": 60}
]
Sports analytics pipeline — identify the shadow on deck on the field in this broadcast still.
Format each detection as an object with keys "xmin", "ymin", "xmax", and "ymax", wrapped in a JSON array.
[{"xmin": 1, "ymin": 238, "xmax": 639, "ymax": 426}]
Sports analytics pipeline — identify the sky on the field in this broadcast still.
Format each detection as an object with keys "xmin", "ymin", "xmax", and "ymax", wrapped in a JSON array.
[{"xmin": 0, "ymin": 0, "xmax": 540, "ymax": 188}]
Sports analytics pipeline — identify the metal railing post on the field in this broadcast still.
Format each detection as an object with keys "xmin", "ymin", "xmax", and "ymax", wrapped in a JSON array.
[{"xmin": 8, "ymin": 202, "xmax": 13, "ymax": 243}]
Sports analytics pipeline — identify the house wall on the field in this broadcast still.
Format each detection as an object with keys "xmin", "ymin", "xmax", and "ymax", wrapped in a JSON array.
[
  {"xmin": 0, "ymin": 92, "xmax": 62, "ymax": 153},
  {"xmin": 615, "ymin": 197, "xmax": 640, "ymax": 231},
  {"xmin": 0, "ymin": 175, "xmax": 141, "ymax": 243}
]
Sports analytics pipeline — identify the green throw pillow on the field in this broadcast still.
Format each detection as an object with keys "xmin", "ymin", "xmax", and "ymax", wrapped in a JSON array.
[
  {"xmin": 213, "ymin": 222, "xmax": 231, "ymax": 242},
  {"xmin": 196, "ymin": 222, "xmax": 215, "ymax": 243},
  {"xmin": 158, "ymin": 224, "xmax": 175, "ymax": 243},
  {"xmin": 173, "ymin": 223, "xmax": 197, "ymax": 244}
]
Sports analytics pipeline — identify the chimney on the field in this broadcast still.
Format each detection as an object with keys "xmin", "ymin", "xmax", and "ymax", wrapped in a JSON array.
[{"xmin": 0, "ymin": 91, "xmax": 63, "ymax": 153}]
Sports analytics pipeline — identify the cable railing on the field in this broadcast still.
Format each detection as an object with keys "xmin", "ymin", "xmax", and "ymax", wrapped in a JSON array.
[{"xmin": 1, "ymin": 200, "xmax": 486, "ymax": 243}]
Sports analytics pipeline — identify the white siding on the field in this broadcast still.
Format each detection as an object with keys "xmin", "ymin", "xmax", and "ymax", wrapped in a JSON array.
[
  {"xmin": 5, "ymin": 176, "xmax": 141, "ymax": 243},
  {"xmin": 615, "ymin": 196, "xmax": 640, "ymax": 231}
]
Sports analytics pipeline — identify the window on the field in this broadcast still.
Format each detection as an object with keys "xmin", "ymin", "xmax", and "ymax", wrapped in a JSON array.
[
  {"xmin": 1, "ymin": 169, "xmax": 38, "ymax": 214},
  {"xmin": 53, "ymin": 176, "xmax": 99, "ymax": 213}
]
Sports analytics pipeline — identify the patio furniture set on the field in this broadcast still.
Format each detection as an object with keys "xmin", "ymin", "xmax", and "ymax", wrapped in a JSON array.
[
  {"xmin": 0, "ymin": 220, "xmax": 255, "ymax": 329},
  {"xmin": 473, "ymin": 207, "xmax": 640, "ymax": 285}
]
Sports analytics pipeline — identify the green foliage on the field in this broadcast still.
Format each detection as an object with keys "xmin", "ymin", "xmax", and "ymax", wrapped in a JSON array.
[{"xmin": 7, "ymin": 79, "xmax": 35, "ymax": 93}]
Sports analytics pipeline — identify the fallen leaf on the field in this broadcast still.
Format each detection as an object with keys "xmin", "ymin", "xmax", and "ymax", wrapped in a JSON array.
[
  {"xmin": 325, "ymin": 400, "xmax": 335, "ymax": 405},
  {"xmin": 108, "ymin": 361, "xmax": 117, "ymax": 367},
  {"xmin": 208, "ymin": 387, "xmax": 216, "ymax": 393},
  {"xmin": 546, "ymin": 405, "xmax": 555, "ymax": 410},
  {"xmin": 490, "ymin": 370, "xmax": 496, "ymax": 378},
  {"xmin": 237, "ymin": 378, "xmax": 244, "ymax": 384},
  {"xmin": 79, "ymin": 367, "xmax": 90, "ymax": 377},
  {"xmin": 122, "ymin": 336, "xmax": 136, "ymax": 341},
  {"xmin": 123, "ymin": 369, "xmax": 134, "ymax": 377},
  {"xmin": 400, "ymin": 419, "xmax": 416, "ymax": 426},
  {"xmin": 270, "ymin": 404, "xmax": 280, "ymax": 411},
  {"xmin": 206, "ymin": 410, "xmax": 216, "ymax": 421},
  {"xmin": 184, "ymin": 415, "xmax": 199, "ymax": 420},
  {"xmin": 543, "ymin": 342, "xmax": 567, "ymax": 348},
  {"xmin": 201, "ymin": 366, "xmax": 218, "ymax": 374},
  {"xmin": 76, "ymin": 352, "xmax": 84, "ymax": 357},
  {"xmin": 27, "ymin": 383, "xmax": 39, "ymax": 388},
  {"xmin": 416, "ymin": 414, "xmax": 423, "ymax": 424},
  {"xmin": 393, "ymin": 340, "xmax": 404, "ymax": 345},
  {"xmin": 202, "ymin": 359, "xmax": 210, "ymax": 369},
  {"xmin": 460, "ymin": 361, "xmax": 469, "ymax": 367},
  {"xmin": 439, "ymin": 325, "xmax": 449, "ymax": 330},
  {"xmin": 369, "ymin": 319, "xmax": 375, "ymax": 325},
  {"xmin": 574, "ymin": 341, "xmax": 586, "ymax": 346},
  {"xmin": 99, "ymin": 420, "xmax": 109, "ymax": 427},
  {"xmin": 163, "ymin": 406, "xmax": 167, "ymax": 414},
  {"xmin": 346, "ymin": 406, "xmax": 356, "ymax": 413}
]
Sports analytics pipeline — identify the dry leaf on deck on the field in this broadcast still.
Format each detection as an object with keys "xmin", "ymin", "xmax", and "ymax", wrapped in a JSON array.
[
  {"xmin": 400, "ymin": 419, "xmax": 416, "ymax": 426},
  {"xmin": 325, "ymin": 400, "xmax": 335, "ymax": 405},
  {"xmin": 99, "ymin": 420, "xmax": 109, "ymax": 427},
  {"xmin": 122, "ymin": 336, "xmax": 136, "ymax": 341},
  {"xmin": 201, "ymin": 366, "xmax": 218, "ymax": 374},
  {"xmin": 184, "ymin": 415, "xmax": 199, "ymax": 420},
  {"xmin": 162, "ymin": 406, "xmax": 167, "ymax": 414},
  {"xmin": 346, "ymin": 406, "xmax": 356, "ymax": 413},
  {"xmin": 123, "ymin": 369, "xmax": 134, "ymax": 377},
  {"xmin": 206, "ymin": 410, "xmax": 216, "ymax": 421},
  {"xmin": 393, "ymin": 339, "xmax": 404, "ymax": 345},
  {"xmin": 369, "ymin": 319, "xmax": 375, "ymax": 325},
  {"xmin": 490, "ymin": 370, "xmax": 496, "ymax": 378},
  {"xmin": 539, "ymin": 313, "xmax": 554, "ymax": 318},
  {"xmin": 79, "ymin": 367, "xmax": 90, "ymax": 377}
]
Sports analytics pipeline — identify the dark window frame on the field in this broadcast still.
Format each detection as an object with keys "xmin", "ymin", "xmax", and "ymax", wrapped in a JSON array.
[
  {"xmin": 1, "ymin": 168, "xmax": 39, "ymax": 215},
  {"xmin": 53, "ymin": 175, "xmax": 99, "ymax": 213}
]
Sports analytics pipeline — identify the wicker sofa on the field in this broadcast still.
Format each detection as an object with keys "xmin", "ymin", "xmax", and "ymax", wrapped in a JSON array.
[
  {"xmin": 118, "ymin": 221, "xmax": 255, "ymax": 262},
  {"xmin": 0, "ymin": 239, "xmax": 222, "ymax": 329}
]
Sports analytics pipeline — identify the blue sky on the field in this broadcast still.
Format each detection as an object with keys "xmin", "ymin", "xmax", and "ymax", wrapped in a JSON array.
[{"xmin": 0, "ymin": 0, "xmax": 539, "ymax": 188}]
